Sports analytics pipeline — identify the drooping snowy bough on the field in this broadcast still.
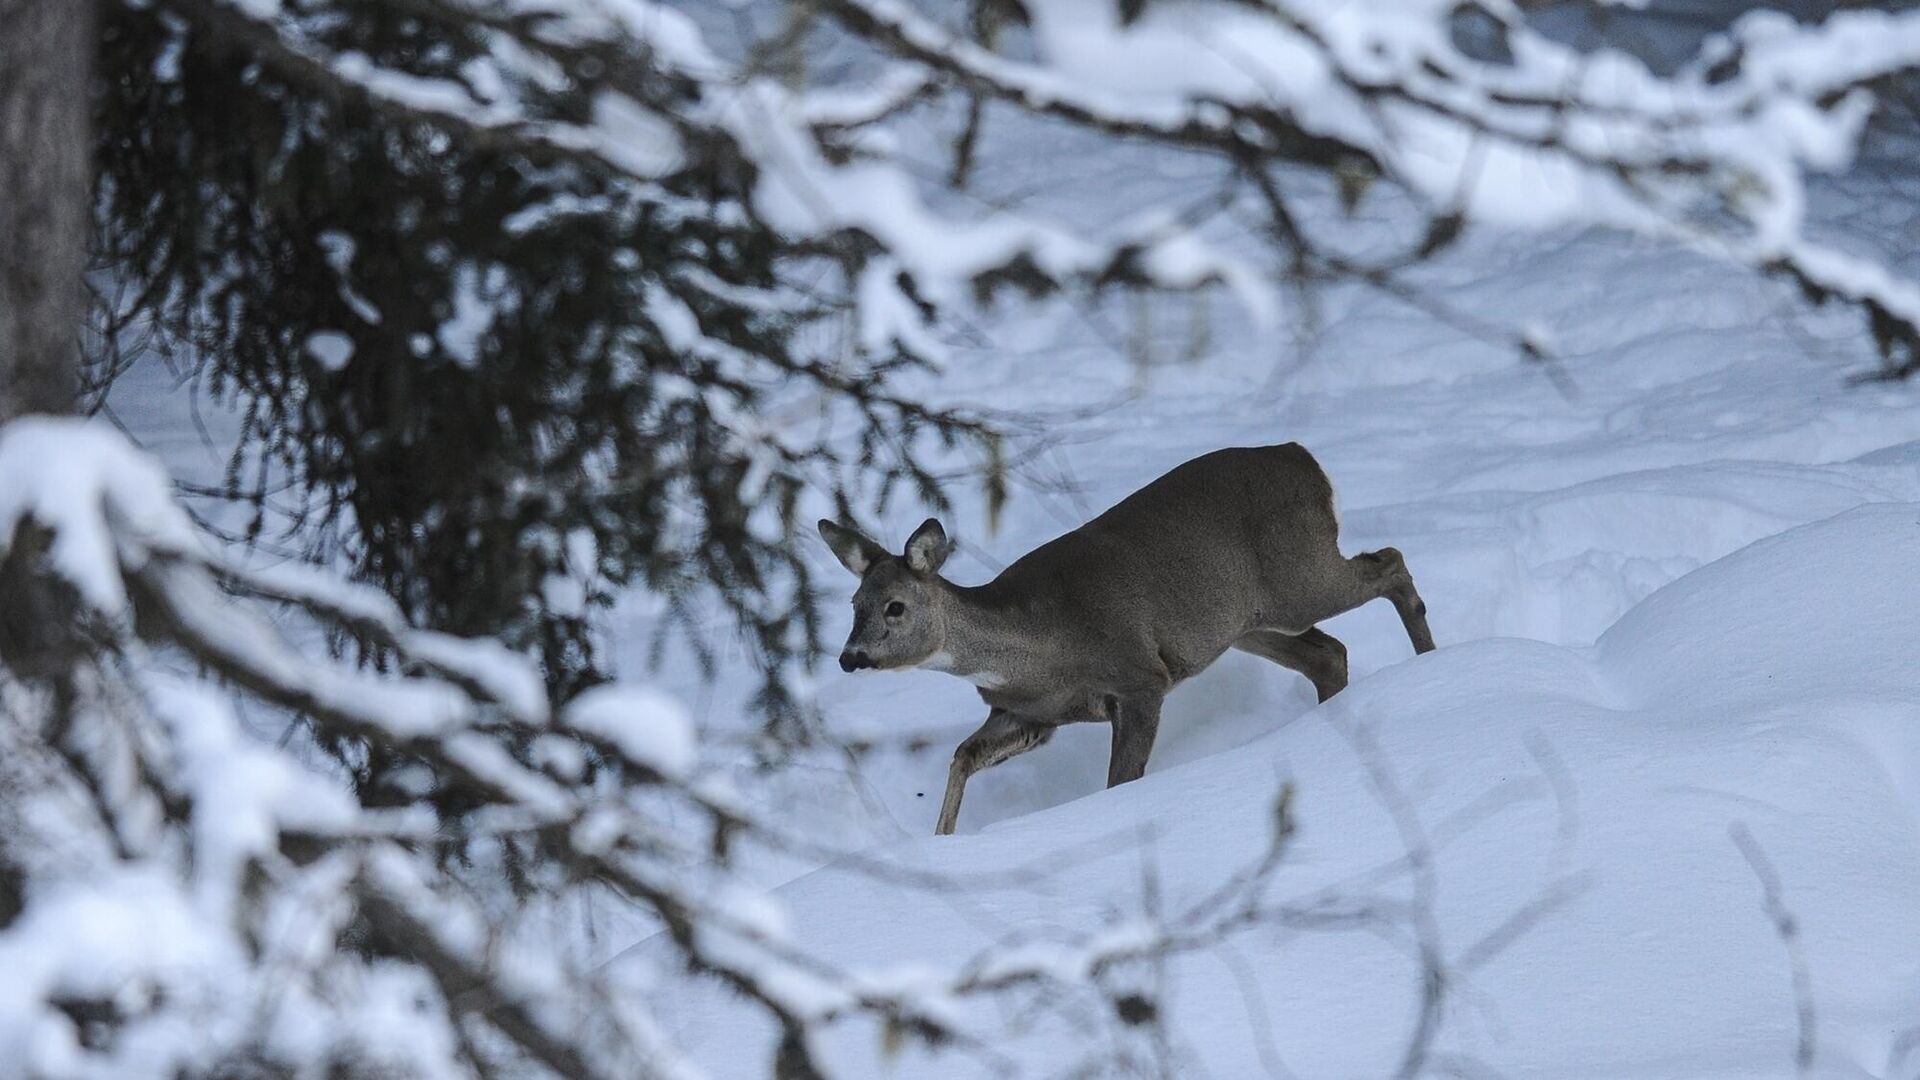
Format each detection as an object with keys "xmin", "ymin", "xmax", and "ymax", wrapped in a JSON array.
[
  {"xmin": 814, "ymin": 0, "xmax": 1920, "ymax": 377},
  {"xmin": 191, "ymin": 0, "xmax": 1920, "ymax": 376}
]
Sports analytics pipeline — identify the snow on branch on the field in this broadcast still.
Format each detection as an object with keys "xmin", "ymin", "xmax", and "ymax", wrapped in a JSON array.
[
  {"xmin": 0, "ymin": 418, "xmax": 836, "ymax": 1075},
  {"xmin": 816, "ymin": 0, "xmax": 1920, "ymax": 373},
  {"xmin": 161, "ymin": 0, "xmax": 1920, "ymax": 375},
  {"xmin": 171, "ymin": 0, "xmax": 1273, "ymax": 354},
  {"xmin": 191, "ymin": 0, "xmax": 700, "ymax": 178}
]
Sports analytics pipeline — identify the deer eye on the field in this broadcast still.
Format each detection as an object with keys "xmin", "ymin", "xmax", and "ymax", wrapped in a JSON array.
[{"xmin": 884, "ymin": 601, "xmax": 906, "ymax": 618}]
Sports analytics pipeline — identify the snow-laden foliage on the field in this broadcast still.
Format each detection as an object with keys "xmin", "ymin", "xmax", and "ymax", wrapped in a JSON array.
[
  {"xmin": 165, "ymin": 0, "xmax": 1920, "ymax": 360},
  {"xmin": 821, "ymin": 0, "xmax": 1920, "ymax": 371},
  {"xmin": 92, "ymin": 0, "xmax": 1274, "ymax": 720}
]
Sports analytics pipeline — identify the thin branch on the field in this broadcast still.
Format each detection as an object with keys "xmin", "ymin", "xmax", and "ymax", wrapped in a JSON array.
[{"xmin": 1730, "ymin": 822, "xmax": 1817, "ymax": 1075}]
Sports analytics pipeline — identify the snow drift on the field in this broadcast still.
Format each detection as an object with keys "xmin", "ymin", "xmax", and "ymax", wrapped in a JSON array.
[{"xmin": 669, "ymin": 503, "xmax": 1920, "ymax": 1079}]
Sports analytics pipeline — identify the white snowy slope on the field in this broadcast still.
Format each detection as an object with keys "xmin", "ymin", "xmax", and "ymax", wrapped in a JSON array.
[
  {"xmin": 633, "ymin": 151, "xmax": 1920, "ymax": 1077},
  {"xmin": 671, "ymin": 506, "xmax": 1920, "ymax": 1079},
  {"xmin": 694, "ymin": 212, "xmax": 1920, "ymax": 848}
]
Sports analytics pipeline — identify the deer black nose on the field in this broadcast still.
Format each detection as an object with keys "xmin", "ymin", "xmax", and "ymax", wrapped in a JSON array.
[{"xmin": 840, "ymin": 650, "xmax": 870, "ymax": 672}]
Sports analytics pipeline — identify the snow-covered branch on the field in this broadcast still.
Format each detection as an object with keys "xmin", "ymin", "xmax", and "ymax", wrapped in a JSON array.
[
  {"xmin": 816, "ymin": 0, "xmax": 1920, "ymax": 373},
  {"xmin": 173, "ymin": 0, "xmax": 1269, "ymax": 332},
  {"xmin": 0, "ymin": 418, "xmax": 842, "ymax": 1076}
]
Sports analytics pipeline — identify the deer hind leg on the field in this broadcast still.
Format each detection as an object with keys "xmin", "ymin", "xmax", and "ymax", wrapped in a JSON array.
[
  {"xmin": 1235, "ymin": 627, "xmax": 1349, "ymax": 702},
  {"xmin": 1292, "ymin": 547, "xmax": 1435, "ymax": 656},
  {"xmin": 1106, "ymin": 693, "xmax": 1165, "ymax": 787},
  {"xmin": 1353, "ymin": 547, "xmax": 1436, "ymax": 654},
  {"xmin": 936, "ymin": 710, "xmax": 1054, "ymax": 836}
]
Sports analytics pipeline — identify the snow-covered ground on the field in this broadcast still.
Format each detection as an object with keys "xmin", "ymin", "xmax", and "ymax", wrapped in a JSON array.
[
  {"xmin": 110, "ymin": 89, "xmax": 1920, "ymax": 1080},
  {"xmin": 667, "ymin": 502, "xmax": 1920, "ymax": 1079},
  {"xmin": 634, "ymin": 161, "xmax": 1920, "ymax": 1073}
]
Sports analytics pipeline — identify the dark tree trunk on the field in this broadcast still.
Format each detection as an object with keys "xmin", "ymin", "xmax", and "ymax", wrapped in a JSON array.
[
  {"xmin": 0, "ymin": 0, "xmax": 94, "ymax": 748},
  {"xmin": 0, "ymin": 0, "xmax": 93, "ymax": 422}
]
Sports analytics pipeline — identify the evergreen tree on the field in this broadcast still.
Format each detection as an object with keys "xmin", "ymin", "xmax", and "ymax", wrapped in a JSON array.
[{"xmin": 93, "ymin": 0, "xmax": 995, "ymax": 728}]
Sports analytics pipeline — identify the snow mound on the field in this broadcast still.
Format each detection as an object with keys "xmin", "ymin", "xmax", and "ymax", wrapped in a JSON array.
[{"xmin": 669, "ymin": 503, "xmax": 1920, "ymax": 1079}]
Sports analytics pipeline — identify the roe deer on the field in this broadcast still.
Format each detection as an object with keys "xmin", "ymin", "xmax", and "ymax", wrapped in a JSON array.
[{"xmin": 819, "ymin": 443, "xmax": 1435, "ymax": 835}]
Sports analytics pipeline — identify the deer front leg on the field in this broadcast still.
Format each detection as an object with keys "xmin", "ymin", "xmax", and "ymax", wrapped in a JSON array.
[
  {"xmin": 1106, "ymin": 693, "xmax": 1165, "ymax": 787},
  {"xmin": 936, "ymin": 710, "xmax": 1054, "ymax": 836}
]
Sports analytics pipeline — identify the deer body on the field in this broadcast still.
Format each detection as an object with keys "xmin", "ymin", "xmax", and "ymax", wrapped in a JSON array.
[{"xmin": 820, "ymin": 443, "xmax": 1435, "ymax": 835}]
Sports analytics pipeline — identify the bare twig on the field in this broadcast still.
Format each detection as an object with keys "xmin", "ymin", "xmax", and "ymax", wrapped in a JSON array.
[{"xmin": 1730, "ymin": 822, "xmax": 1817, "ymax": 1076}]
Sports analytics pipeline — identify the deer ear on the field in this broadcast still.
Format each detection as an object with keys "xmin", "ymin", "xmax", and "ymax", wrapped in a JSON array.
[
  {"xmin": 904, "ymin": 518, "xmax": 953, "ymax": 574},
  {"xmin": 818, "ymin": 519, "xmax": 887, "ymax": 577}
]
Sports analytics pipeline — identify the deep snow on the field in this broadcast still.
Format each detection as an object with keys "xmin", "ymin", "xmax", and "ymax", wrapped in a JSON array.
[
  {"xmin": 710, "ymin": 217, "xmax": 1920, "ymax": 853},
  {"xmin": 665, "ymin": 502, "xmax": 1920, "ymax": 1079},
  {"xmin": 629, "ymin": 155, "xmax": 1920, "ymax": 1074}
]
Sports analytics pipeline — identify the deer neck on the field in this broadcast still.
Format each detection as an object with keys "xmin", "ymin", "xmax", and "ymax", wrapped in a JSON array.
[{"xmin": 923, "ymin": 581, "xmax": 1042, "ymax": 689}]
